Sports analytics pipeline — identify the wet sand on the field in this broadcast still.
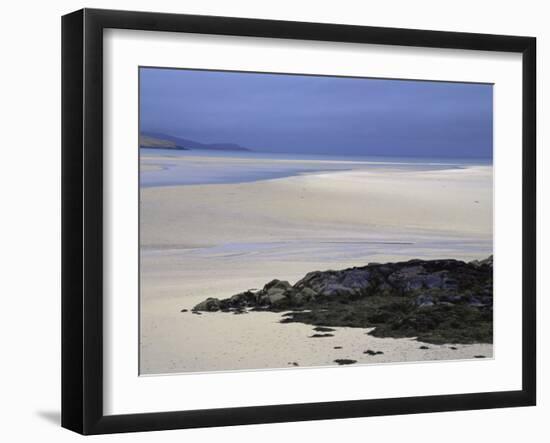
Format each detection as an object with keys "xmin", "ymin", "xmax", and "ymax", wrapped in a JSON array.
[{"xmin": 140, "ymin": 160, "xmax": 493, "ymax": 375}]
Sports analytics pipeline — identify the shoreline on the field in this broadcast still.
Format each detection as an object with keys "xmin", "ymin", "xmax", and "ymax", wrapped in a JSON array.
[
  {"xmin": 139, "ymin": 149, "xmax": 490, "ymax": 187},
  {"xmin": 139, "ymin": 147, "xmax": 493, "ymax": 166}
]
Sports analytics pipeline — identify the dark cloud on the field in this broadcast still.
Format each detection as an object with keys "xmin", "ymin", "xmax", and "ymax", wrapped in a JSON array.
[{"xmin": 140, "ymin": 68, "xmax": 492, "ymax": 159}]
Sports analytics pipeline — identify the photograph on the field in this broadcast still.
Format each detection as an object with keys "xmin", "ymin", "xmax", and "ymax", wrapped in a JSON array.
[{"xmin": 138, "ymin": 67, "xmax": 494, "ymax": 375}]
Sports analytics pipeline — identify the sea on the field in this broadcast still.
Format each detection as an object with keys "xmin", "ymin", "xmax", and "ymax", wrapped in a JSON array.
[{"xmin": 139, "ymin": 147, "xmax": 492, "ymax": 188}]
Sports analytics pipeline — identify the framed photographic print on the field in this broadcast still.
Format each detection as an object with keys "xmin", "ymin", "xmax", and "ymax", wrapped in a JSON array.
[{"xmin": 61, "ymin": 8, "xmax": 536, "ymax": 435}]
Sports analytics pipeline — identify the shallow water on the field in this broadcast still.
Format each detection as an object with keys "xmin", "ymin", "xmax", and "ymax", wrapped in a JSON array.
[
  {"xmin": 139, "ymin": 148, "xmax": 489, "ymax": 187},
  {"xmin": 142, "ymin": 236, "xmax": 492, "ymax": 264}
]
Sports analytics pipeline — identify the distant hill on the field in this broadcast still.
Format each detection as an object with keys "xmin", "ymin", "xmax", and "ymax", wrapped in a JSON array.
[
  {"xmin": 139, "ymin": 134, "xmax": 187, "ymax": 150},
  {"xmin": 140, "ymin": 131, "xmax": 251, "ymax": 152}
]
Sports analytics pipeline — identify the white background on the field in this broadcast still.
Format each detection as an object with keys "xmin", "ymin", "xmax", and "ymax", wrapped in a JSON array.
[{"xmin": 0, "ymin": 0, "xmax": 547, "ymax": 441}]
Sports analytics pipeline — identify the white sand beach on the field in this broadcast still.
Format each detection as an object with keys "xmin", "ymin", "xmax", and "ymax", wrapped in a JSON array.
[{"xmin": 140, "ymin": 154, "xmax": 493, "ymax": 375}]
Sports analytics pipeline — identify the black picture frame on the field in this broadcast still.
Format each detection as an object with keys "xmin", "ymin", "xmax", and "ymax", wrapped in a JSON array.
[{"xmin": 61, "ymin": 8, "xmax": 537, "ymax": 435}]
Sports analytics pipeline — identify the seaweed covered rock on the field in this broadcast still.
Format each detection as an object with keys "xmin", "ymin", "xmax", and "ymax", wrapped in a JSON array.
[
  {"xmin": 192, "ymin": 257, "xmax": 493, "ymax": 344},
  {"xmin": 193, "ymin": 297, "xmax": 221, "ymax": 312}
]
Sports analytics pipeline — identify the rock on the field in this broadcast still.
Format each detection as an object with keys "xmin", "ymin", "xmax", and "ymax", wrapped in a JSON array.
[
  {"xmin": 294, "ymin": 271, "xmax": 323, "ymax": 288},
  {"xmin": 419, "ymin": 345, "xmax": 430, "ymax": 350},
  {"xmin": 192, "ymin": 256, "xmax": 493, "ymax": 344},
  {"xmin": 334, "ymin": 359, "xmax": 357, "ymax": 365},
  {"xmin": 235, "ymin": 279, "xmax": 294, "ymax": 309},
  {"xmin": 416, "ymin": 294, "xmax": 434, "ymax": 307},
  {"xmin": 440, "ymin": 294, "xmax": 463, "ymax": 303},
  {"xmin": 423, "ymin": 273, "xmax": 445, "ymax": 289},
  {"xmin": 441, "ymin": 277, "xmax": 458, "ymax": 290},
  {"xmin": 310, "ymin": 333, "xmax": 334, "ymax": 338},
  {"xmin": 193, "ymin": 297, "xmax": 221, "ymax": 312},
  {"xmin": 229, "ymin": 291, "xmax": 256, "ymax": 307},
  {"xmin": 340, "ymin": 269, "xmax": 372, "ymax": 290},
  {"xmin": 289, "ymin": 292, "xmax": 307, "ymax": 306},
  {"xmin": 180, "ymin": 309, "xmax": 188, "ymax": 313},
  {"xmin": 297, "ymin": 287, "xmax": 317, "ymax": 301},
  {"xmin": 449, "ymin": 346, "xmax": 457, "ymax": 350},
  {"xmin": 266, "ymin": 292, "xmax": 288, "ymax": 308},
  {"xmin": 388, "ymin": 265, "xmax": 428, "ymax": 291},
  {"xmin": 474, "ymin": 355, "xmax": 486, "ymax": 358},
  {"xmin": 313, "ymin": 326, "xmax": 335, "ymax": 332},
  {"xmin": 266, "ymin": 287, "xmax": 285, "ymax": 296},
  {"xmin": 294, "ymin": 268, "xmax": 371, "ymax": 298},
  {"xmin": 333, "ymin": 346, "xmax": 343, "ymax": 349},
  {"xmin": 481, "ymin": 255, "xmax": 493, "ymax": 266},
  {"xmin": 467, "ymin": 296, "xmax": 485, "ymax": 307},
  {"xmin": 470, "ymin": 255, "xmax": 493, "ymax": 267},
  {"xmin": 364, "ymin": 349, "xmax": 383, "ymax": 355},
  {"xmin": 327, "ymin": 285, "xmax": 358, "ymax": 298},
  {"xmin": 233, "ymin": 309, "xmax": 248, "ymax": 315},
  {"xmin": 264, "ymin": 279, "xmax": 291, "ymax": 291}
]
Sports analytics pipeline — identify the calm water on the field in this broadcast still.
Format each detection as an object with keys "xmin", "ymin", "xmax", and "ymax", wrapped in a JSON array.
[{"xmin": 139, "ymin": 148, "xmax": 492, "ymax": 188}]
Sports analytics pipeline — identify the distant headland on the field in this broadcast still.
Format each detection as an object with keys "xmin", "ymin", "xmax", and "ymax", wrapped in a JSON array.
[{"xmin": 139, "ymin": 131, "xmax": 251, "ymax": 152}]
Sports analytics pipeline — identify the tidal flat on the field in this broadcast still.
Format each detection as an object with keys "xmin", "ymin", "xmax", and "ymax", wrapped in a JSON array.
[{"xmin": 139, "ymin": 152, "xmax": 493, "ymax": 375}]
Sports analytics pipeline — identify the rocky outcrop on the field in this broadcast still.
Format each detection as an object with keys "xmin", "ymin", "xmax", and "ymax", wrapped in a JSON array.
[{"xmin": 192, "ymin": 257, "xmax": 493, "ymax": 344}]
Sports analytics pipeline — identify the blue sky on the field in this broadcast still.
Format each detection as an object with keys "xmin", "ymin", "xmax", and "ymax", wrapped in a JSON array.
[{"xmin": 140, "ymin": 67, "xmax": 493, "ymax": 159}]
